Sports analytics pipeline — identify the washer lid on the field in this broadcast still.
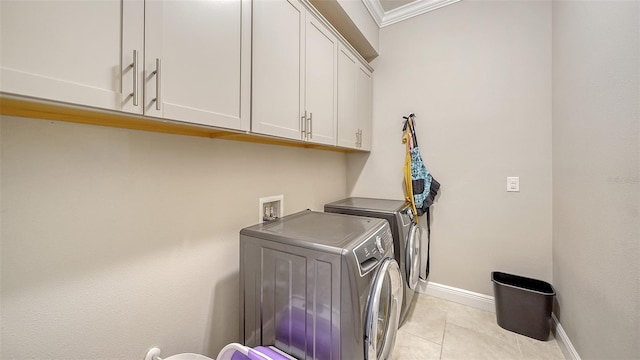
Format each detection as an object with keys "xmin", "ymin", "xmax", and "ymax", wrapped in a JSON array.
[
  {"xmin": 324, "ymin": 197, "xmax": 407, "ymax": 214},
  {"xmin": 240, "ymin": 210, "xmax": 389, "ymax": 252}
]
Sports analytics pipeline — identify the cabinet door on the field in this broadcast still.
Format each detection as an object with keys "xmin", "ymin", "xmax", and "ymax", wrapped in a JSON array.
[
  {"xmin": 0, "ymin": 0, "xmax": 123, "ymax": 110},
  {"xmin": 144, "ymin": 0, "xmax": 251, "ymax": 130},
  {"xmin": 336, "ymin": 45, "xmax": 358, "ymax": 148},
  {"xmin": 356, "ymin": 65, "xmax": 372, "ymax": 150},
  {"xmin": 304, "ymin": 16, "xmax": 337, "ymax": 146},
  {"xmin": 252, "ymin": 0, "xmax": 305, "ymax": 140},
  {"xmin": 122, "ymin": 0, "xmax": 145, "ymax": 115}
]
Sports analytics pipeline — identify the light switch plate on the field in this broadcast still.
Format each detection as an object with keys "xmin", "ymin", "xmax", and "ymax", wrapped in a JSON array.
[{"xmin": 507, "ymin": 177, "xmax": 520, "ymax": 192}]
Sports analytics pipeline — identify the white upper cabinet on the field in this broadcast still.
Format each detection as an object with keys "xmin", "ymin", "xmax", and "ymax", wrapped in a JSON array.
[
  {"xmin": 337, "ymin": 43, "xmax": 372, "ymax": 150},
  {"xmin": 337, "ymin": 44, "xmax": 358, "ymax": 148},
  {"xmin": 1, "ymin": 0, "xmax": 250, "ymax": 131},
  {"xmin": 1, "ymin": 0, "xmax": 370, "ymax": 151},
  {"xmin": 0, "ymin": 0, "xmax": 124, "ymax": 110},
  {"xmin": 252, "ymin": 0, "xmax": 305, "ymax": 140},
  {"xmin": 304, "ymin": 16, "xmax": 338, "ymax": 146},
  {"xmin": 356, "ymin": 64, "xmax": 372, "ymax": 150},
  {"xmin": 140, "ymin": 0, "xmax": 251, "ymax": 130},
  {"xmin": 252, "ymin": 0, "xmax": 337, "ymax": 145}
]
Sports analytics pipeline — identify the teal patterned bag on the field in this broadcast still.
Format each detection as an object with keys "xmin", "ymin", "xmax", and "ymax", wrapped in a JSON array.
[{"xmin": 404, "ymin": 114, "xmax": 440, "ymax": 216}]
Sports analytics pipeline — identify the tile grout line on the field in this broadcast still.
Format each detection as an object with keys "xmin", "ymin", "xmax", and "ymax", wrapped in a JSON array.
[
  {"xmin": 514, "ymin": 333, "xmax": 523, "ymax": 359},
  {"xmin": 439, "ymin": 311, "xmax": 448, "ymax": 359}
]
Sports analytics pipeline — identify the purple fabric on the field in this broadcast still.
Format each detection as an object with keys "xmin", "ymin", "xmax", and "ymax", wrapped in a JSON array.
[
  {"xmin": 253, "ymin": 347, "xmax": 290, "ymax": 360},
  {"xmin": 276, "ymin": 307, "xmax": 332, "ymax": 359},
  {"xmin": 228, "ymin": 346, "xmax": 292, "ymax": 360},
  {"xmin": 230, "ymin": 351, "xmax": 250, "ymax": 360}
]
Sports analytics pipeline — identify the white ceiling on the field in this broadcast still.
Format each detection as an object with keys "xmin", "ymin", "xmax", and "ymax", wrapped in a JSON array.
[
  {"xmin": 364, "ymin": 0, "xmax": 462, "ymax": 27},
  {"xmin": 379, "ymin": 0, "xmax": 416, "ymax": 12}
]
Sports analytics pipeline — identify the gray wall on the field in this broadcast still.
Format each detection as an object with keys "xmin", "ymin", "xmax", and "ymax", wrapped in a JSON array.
[
  {"xmin": 0, "ymin": 116, "xmax": 347, "ymax": 359},
  {"xmin": 552, "ymin": 1, "xmax": 640, "ymax": 359},
  {"xmin": 348, "ymin": 0, "xmax": 553, "ymax": 295}
]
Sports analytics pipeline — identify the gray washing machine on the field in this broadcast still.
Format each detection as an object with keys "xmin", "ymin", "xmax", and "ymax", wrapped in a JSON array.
[
  {"xmin": 240, "ymin": 210, "xmax": 403, "ymax": 360},
  {"xmin": 324, "ymin": 197, "xmax": 422, "ymax": 326}
]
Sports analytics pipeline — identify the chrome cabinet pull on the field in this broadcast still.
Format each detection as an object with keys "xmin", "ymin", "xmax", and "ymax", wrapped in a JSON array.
[
  {"xmin": 301, "ymin": 111, "xmax": 307, "ymax": 139},
  {"xmin": 356, "ymin": 130, "xmax": 360, "ymax": 147},
  {"xmin": 153, "ymin": 58, "xmax": 161, "ymax": 110},
  {"xmin": 308, "ymin": 112, "xmax": 313, "ymax": 139},
  {"xmin": 130, "ymin": 50, "xmax": 139, "ymax": 106}
]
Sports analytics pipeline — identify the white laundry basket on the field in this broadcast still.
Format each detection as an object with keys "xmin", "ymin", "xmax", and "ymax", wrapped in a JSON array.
[{"xmin": 146, "ymin": 343, "xmax": 294, "ymax": 360}]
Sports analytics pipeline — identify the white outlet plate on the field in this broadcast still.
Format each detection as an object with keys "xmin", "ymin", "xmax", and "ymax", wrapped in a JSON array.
[
  {"xmin": 259, "ymin": 195, "xmax": 284, "ymax": 223},
  {"xmin": 507, "ymin": 177, "xmax": 520, "ymax": 192}
]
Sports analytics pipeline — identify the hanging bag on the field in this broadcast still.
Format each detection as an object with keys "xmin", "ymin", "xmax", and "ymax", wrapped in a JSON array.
[
  {"xmin": 402, "ymin": 113, "xmax": 440, "ymax": 280},
  {"xmin": 403, "ymin": 114, "xmax": 440, "ymax": 216},
  {"xmin": 402, "ymin": 121, "xmax": 418, "ymax": 216}
]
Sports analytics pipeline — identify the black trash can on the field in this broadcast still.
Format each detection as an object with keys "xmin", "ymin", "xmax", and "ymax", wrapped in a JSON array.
[{"xmin": 491, "ymin": 271, "xmax": 555, "ymax": 341}]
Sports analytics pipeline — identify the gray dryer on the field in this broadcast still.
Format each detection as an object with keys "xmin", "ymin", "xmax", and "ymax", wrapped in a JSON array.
[
  {"xmin": 324, "ymin": 197, "xmax": 422, "ymax": 326},
  {"xmin": 240, "ymin": 210, "xmax": 403, "ymax": 360}
]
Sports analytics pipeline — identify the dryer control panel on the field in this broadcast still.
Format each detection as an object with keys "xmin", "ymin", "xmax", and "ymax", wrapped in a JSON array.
[{"xmin": 353, "ymin": 225, "xmax": 394, "ymax": 277}]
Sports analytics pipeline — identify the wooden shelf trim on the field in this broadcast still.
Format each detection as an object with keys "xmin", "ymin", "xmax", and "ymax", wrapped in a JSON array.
[{"xmin": 0, "ymin": 95, "xmax": 365, "ymax": 153}]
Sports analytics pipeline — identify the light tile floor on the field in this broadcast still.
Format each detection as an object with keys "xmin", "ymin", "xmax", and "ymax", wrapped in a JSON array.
[{"xmin": 391, "ymin": 293, "xmax": 566, "ymax": 360}]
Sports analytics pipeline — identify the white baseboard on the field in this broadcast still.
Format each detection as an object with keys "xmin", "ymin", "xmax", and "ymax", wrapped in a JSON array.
[
  {"xmin": 416, "ymin": 280, "xmax": 581, "ymax": 360},
  {"xmin": 416, "ymin": 280, "xmax": 496, "ymax": 313},
  {"xmin": 553, "ymin": 314, "xmax": 582, "ymax": 360}
]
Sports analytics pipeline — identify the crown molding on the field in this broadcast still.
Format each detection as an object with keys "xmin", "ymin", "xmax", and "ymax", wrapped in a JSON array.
[
  {"xmin": 362, "ymin": 0, "xmax": 385, "ymax": 28},
  {"xmin": 363, "ymin": 0, "xmax": 462, "ymax": 28}
]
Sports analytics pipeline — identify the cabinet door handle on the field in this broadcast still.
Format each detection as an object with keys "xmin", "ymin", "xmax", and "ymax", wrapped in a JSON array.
[
  {"xmin": 308, "ymin": 112, "xmax": 313, "ymax": 140},
  {"xmin": 301, "ymin": 111, "xmax": 307, "ymax": 139},
  {"xmin": 356, "ymin": 130, "xmax": 360, "ymax": 147},
  {"xmin": 131, "ymin": 50, "xmax": 139, "ymax": 106},
  {"xmin": 153, "ymin": 58, "xmax": 161, "ymax": 110},
  {"xmin": 358, "ymin": 129, "xmax": 362, "ymax": 147}
]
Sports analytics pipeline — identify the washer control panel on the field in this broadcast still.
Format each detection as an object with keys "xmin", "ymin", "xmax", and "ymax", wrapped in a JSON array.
[{"xmin": 353, "ymin": 225, "xmax": 393, "ymax": 276}]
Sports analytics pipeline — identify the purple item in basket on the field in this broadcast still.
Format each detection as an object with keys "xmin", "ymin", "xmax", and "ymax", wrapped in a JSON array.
[
  {"xmin": 255, "ymin": 347, "xmax": 291, "ymax": 359},
  {"xmin": 229, "ymin": 346, "xmax": 291, "ymax": 360},
  {"xmin": 219, "ymin": 343, "xmax": 293, "ymax": 360}
]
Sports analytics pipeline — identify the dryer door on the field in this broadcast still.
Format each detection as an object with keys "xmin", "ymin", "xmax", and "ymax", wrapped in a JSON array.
[
  {"xmin": 364, "ymin": 258, "xmax": 403, "ymax": 360},
  {"xmin": 405, "ymin": 223, "xmax": 422, "ymax": 290}
]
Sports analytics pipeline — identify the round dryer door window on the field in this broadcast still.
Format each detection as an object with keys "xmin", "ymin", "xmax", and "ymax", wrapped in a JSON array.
[
  {"xmin": 405, "ymin": 223, "xmax": 421, "ymax": 290},
  {"xmin": 364, "ymin": 258, "xmax": 403, "ymax": 360}
]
